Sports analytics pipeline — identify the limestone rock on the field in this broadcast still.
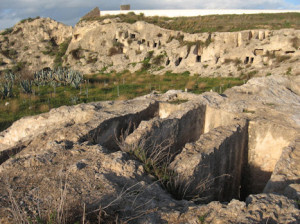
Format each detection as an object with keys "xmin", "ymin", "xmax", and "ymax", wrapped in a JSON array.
[
  {"xmin": 0, "ymin": 75, "xmax": 300, "ymax": 223},
  {"xmin": 0, "ymin": 17, "xmax": 72, "ymax": 72}
]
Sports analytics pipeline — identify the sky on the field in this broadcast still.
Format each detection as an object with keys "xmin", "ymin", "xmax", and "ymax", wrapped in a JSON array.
[{"xmin": 0, "ymin": 0, "xmax": 300, "ymax": 30}]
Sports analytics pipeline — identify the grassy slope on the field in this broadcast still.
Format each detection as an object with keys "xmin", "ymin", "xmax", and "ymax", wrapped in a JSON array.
[
  {"xmin": 82, "ymin": 12, "xmax": 300, "ymax": 33},
  {"xmin": 1, "ymin": 12, "xmax": 299, "ymax": 131},
  {"xmin": 0, "ymin": 70, "xmax": 244, "ymax": 132}
]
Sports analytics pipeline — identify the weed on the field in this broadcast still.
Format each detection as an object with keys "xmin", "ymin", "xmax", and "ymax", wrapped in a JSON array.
[
  {"xmin": 198, "ymin": 214, "xmax": 207, "ymax": 224},
  {"xmin": 286, "ymin": 67, "xmax": 292, "ymax": 75}
]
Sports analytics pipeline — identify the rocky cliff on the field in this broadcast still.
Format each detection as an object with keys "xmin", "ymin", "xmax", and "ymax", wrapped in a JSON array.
[
  {"xmin": 0, "ymin": 17, "xmax": 72, "ymax": 73},
  {"xmin": 0, "ymin": 74, "xmax": 299, "ymax": 223},
  {"xmin": 1, "ymin": 17, "xmax": 299, "ymax": 78}
]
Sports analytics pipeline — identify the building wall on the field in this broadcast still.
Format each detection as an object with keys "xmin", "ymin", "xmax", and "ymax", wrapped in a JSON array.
[{"xmin": 101, "ymin": 9, "xmax": 300, "ymax": 17}]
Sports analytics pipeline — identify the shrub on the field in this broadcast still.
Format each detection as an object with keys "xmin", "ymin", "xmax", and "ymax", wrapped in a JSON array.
[
  {"xmin": 12, "ymin": 61, "xmax": 26, "ymax": 73},
  {"xmin": 1, "ymin": 28, "xmax": 13, "ymax": 35},
  {"xmin": 54, "ymin": 38, "xmax": 71, "ymax": 67},
  {"xmin": 19, "ymin": 16, "xmax": 40, "ymax": 24},
  {"xmin": 108, "ymin": 47, "xmax": 120, "ymax": 56},
  {"xmin": 152, "ymin": 54, "xmax": 165, "ymax": 65},
  {"xmin": 224, "ymin": 58, "xmax": 242, "ymax": 66}
]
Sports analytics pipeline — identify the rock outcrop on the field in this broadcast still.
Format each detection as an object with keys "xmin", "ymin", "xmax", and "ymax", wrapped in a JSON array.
[
  {"xmin": 66, "ymin": 19, "xmax": 300, "ymax": 76},
  {"xmin": 0, "ymin": 74, "xmax": 299, "ymax": 223},
  {"xmin": 1, "ymin": 17, "xmax": 299, "ymax": 78},
  {"xmin": 0, "ymin": 17, "xmax": 72, "ymax": 72}
]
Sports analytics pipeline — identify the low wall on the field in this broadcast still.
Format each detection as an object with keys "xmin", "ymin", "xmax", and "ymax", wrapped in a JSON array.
[{"xmin": 101, "ymin": 9, "xmax": 300, "ymax": 17}]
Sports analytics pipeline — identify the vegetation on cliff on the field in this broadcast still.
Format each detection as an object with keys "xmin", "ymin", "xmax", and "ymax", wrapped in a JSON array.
[{"xmin": 82, "ymin": 12, "xmax": 300, "ymax": 33}]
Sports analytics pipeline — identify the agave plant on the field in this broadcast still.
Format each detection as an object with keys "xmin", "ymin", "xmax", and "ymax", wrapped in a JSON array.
[
  {"xmin": 34, "ymin": 67, "xmax": 83, "ymax": 88},
  {"xmin": 5, "ymin": 72, "xmax": 17, "ymax": 84},
  {"xmin": 0, "ymin": 81, "xmax": 13, "ymax": 99},
  {"xmin": 20, "ymin": 80, "xmax": 32, "ymax": 94}
]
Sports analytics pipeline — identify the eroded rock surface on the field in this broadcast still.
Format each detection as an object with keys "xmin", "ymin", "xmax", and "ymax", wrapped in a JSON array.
[
  {"xmin": 1, "ymin": 17, "xmax": 299, "ymax": 78},
  {"xmin": 0, "ymin": 75, "xmax": 299, "ymax": 223}
]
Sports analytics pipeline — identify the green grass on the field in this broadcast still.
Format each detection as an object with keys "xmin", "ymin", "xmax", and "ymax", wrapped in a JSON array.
[
  {"xmin": 81, "ymin": 12, "xmax": 300, "ymax": 33},
  {"xmin": 0, "ymin": 70, "xmax": 244, "ymax": 132}
]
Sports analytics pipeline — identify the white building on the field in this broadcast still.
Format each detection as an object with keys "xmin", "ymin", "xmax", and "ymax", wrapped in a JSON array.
[{"xmin": 101, "ymin": 9, "xmax": 300, "ymax": 17}]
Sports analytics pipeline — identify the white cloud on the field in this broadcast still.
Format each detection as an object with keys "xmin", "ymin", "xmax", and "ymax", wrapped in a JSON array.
[{"xmin": 0, "ymin": 0, "xmax": 299, "ymax": 30}]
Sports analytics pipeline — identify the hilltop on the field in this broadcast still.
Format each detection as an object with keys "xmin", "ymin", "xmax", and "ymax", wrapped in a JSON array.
[{"xmin": 0, "ymin": 13, "xmax": 299, "ymax": 78}]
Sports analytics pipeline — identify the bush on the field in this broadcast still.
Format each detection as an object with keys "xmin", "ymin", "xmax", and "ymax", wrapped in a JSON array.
[
  {"xmin": 224, "ymin": 58, "xmax": 242, "ymax": 66},
  {"xmin": 1, "ymin": 28, "xmax": 13, "ymax": 35},
  {"xmin": 152, "ymin": 54, "xmax": 165, "ymax": 65},
  {"xmin": 19, "ymin": 16, "xmax": 40, "ymax": 24},
  {"xmin": 108, "ymin": 47, "xmax": 121, "ymax": 56}
]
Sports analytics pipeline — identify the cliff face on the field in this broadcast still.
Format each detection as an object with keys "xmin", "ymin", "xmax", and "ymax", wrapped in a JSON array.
[
  {"xmin": 0, "ymin": 17, "xmax": 72, "ymax": 73},
  {"xmin": 0, "ymin": 75, "xmax": 299, "ymax": 223},
  {"xmin": 1, "ymin": 17, "xmax": 299, "ymax": 77},
  {"xmin": 65, "ymin": 19, "xmax": 300, "ymax": 76}
]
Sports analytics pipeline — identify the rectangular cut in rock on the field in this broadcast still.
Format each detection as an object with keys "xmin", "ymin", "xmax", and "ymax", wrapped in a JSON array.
[
  {"xmin": 170, "ymin": 120, "xmax": 248, "ymax": 203},
  {"xmin": 254, "ymin": 49, "xmax": 264, "ymax": 56},
  {"xmin": 238, "ymin": 31, "xmax": 251, "ymax": 46},
  {"xmin": 247, "ymin": 120, "xmax": 297, "ymax": 194},
  {"xmin": 204, "ymin": 106, "xmax": 238, "ymax": 133},
  {"xmin": 125, "ymin": 102, "xmax": 206, "ymax": 156}
]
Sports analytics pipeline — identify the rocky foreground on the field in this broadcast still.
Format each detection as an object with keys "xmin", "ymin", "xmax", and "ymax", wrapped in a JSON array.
[{"xmin": 0, "ymin": 74, "xmax": 299, "ymax": 223}]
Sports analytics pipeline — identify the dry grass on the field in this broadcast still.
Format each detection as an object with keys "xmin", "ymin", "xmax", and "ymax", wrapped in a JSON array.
[
  {"xmin": 116, "ymin": 125, "xmax": 217, "ymax": 202},
  {"xmin": 5, "ymin": 173, "xmax": 75, "ymax": 224},
  {"xmin": 9, "ymin": 99, "xmax": 19, "ymax": 113},
  {"xmin": 185, "ymin": 80, "xmax": 196, "ymax": 90},
  {"xmin": 197, "ymin": 82, "xmax": 207, "ymax": 89},
  {"xmin": 39, "ymin": 104, "xmax": 49, "ymax": 112},
  {"xmin": 82, "ymin": 12, "xmax": 300, "ymax": 33},
  {"xmin": 117, "ymin": 95, "xmax": 128, "ymax": 100}
]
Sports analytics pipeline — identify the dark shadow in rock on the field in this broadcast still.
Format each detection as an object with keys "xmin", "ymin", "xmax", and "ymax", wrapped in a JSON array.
[
  {"xmin": 0, "ymin": 141, "xmax": 30, "ymax": 165},
  {"xmin": 245, "ymin": 165, "xmax": 273, "ymax": 196},
  {"xmin": 56, "ymin": 140, "xmax": 74, "ymax": 149},
  {"xmin": 264, "ymin": 178, "xmax": 300, "ymax": 200},
  {"xmin": 79, "ymin": 102, "xmax": 159, "ymax": 151}
]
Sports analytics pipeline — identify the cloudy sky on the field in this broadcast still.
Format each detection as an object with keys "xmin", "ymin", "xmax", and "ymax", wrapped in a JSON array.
[{"xmin": 0, "ymin": 0, "xmax": 300, "ymax": 30}]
